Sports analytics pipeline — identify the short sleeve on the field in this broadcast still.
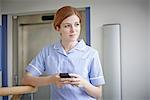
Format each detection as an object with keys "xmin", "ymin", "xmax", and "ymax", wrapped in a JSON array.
[
  {"xmin": 25, "ymin": 47, "xmax": 48, "ymax": 76},
  {"xmin": 89, "ymin": 51, "xmax": 105, "ymax": 86}
]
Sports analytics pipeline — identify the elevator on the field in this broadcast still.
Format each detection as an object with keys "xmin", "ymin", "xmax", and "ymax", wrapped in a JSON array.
[{"xmin": 12, "ymin": 10, "xmax": 87, "ymax": 100}]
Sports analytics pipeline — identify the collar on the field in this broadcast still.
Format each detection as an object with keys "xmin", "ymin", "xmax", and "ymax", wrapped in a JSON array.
[
  {"xmin": 73, "ymin": 39, "xmax": 86, "ymax": 51},
  {"xmin": 53, "ymin": 39, "xmax": 87, "ymax": 55}
]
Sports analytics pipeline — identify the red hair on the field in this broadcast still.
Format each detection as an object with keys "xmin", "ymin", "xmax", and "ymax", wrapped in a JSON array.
[{"xmin": 53, "ymin": 6, "xmax": 82, "ymax": 30}]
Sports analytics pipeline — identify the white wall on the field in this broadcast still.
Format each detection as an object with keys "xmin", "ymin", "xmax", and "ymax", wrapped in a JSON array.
[
  {"xmin": 91, "ymin": 1, "xmax": 149, "ymax": 100},
  {"xmin": 1, "ymin": 0, "xmax": 149, "ymax": 100}
]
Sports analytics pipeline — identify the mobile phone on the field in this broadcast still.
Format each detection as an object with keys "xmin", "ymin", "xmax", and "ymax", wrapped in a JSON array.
[{"xmin": 59, "ymin": 73, "xmax": 71, "ymax": 78}]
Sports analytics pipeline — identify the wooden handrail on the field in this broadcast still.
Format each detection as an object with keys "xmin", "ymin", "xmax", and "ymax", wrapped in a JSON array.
[{"xmin": 0, "ymin": 86, "xmax": 37, "ymax": 96}]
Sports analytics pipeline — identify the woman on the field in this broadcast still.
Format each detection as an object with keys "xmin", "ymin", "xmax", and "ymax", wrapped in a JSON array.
[{"xmin": 22, "ymin": 6, "xmax": 105, "ymax": 100}]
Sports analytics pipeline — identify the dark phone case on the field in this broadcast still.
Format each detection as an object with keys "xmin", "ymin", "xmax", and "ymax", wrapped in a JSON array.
[{"xmin": 59, "ymin": 73, "xmax": 71, "ymax": 78}]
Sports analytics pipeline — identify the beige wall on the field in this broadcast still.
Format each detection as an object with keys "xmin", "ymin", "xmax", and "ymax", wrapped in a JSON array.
[{"xmin": 1, "ymin": 0, "xmax": 149, "ymax": 100}]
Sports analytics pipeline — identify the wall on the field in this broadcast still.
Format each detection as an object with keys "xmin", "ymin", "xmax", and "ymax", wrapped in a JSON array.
[
  {"xmin": 1, "ymin": 0, "xmax": 149, "ymax": 100},
  {"xmin": 91, "ymin": 1, "xmax": 149, "ymax": 100}
]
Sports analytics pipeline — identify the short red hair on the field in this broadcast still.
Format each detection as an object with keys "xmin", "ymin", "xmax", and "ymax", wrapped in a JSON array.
[{"xmin": 53, "ymin": 6, "xmax": 82, "ymax": 30}]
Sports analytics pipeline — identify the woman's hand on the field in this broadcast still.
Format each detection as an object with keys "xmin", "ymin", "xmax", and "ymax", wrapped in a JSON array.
[
  {"xmin": 70, "ymin": 73, "xmax": 87, "ymax": 87},
  {"xmin": 51, "ymin": 74, "xmax": 79, "ymax": 88},
  {"xmin": 51, "ymin": 74, "xmax": 65, "ymax": 88},
  {"xmin": 59, "ymin": 73, "xmax": 86, "ymax": 87},
  {"xmin": 52, "ymin": 73, "xmax": 102, "ymax": 98}
]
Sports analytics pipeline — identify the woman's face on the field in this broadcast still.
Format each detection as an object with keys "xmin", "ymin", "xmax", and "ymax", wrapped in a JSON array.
[{"xmin": 58, "ymin": 14, "xmax": 81, "ymax": 42}]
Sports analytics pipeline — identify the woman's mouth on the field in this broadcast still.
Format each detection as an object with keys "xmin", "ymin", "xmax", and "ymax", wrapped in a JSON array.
[{"xmin": 69, "ymin": 34, "xmax": 76, "ymax": 37}]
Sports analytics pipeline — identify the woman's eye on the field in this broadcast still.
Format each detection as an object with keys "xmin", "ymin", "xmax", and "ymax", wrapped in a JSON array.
[
  {"xmin": 64, "ymin": 24, "xmax": 71, "ymax": 28},
  {"xmin": 75, "ymin": 23, "xmax": 80, "ymax": 26}
]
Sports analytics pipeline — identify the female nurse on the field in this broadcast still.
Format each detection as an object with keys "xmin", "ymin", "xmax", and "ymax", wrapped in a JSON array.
[{"xmin": 22, "ymin": 6, "xmax": 105, "ymax": 100}]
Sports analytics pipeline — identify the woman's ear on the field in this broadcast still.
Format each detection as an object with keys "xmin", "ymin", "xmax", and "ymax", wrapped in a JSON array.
[{"xmin": 55, "ymin": 26, "xmax": 60, "ymax": 31}]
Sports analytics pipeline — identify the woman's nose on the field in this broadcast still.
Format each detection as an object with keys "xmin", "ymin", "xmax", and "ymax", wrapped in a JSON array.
[{"xmin": 70, "ymin": 26, "xmax": 75, "ymax": 33}]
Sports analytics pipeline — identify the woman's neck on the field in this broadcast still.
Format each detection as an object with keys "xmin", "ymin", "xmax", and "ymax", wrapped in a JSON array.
[{"xmin": 61, "ymin": 40, "xmax": 78, "ymax": 52}]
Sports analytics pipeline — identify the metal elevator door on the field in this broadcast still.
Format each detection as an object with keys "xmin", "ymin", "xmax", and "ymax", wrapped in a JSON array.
[
  {"xmin": 12, "ymin": 11, "xmax": 86, "ymax": 100},
  {"xmin": 18, "ymin": 23, "xmax": 59, "ymax": 80},
  {"xmin": 19, "ymin": 23, "xmax": 59, "ymax": 100}
]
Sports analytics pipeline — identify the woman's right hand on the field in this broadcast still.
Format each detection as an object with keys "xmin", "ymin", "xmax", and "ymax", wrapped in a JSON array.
[{"xmin": 51, "ymin": 74, "xmax": 65, "ymax": 88}]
